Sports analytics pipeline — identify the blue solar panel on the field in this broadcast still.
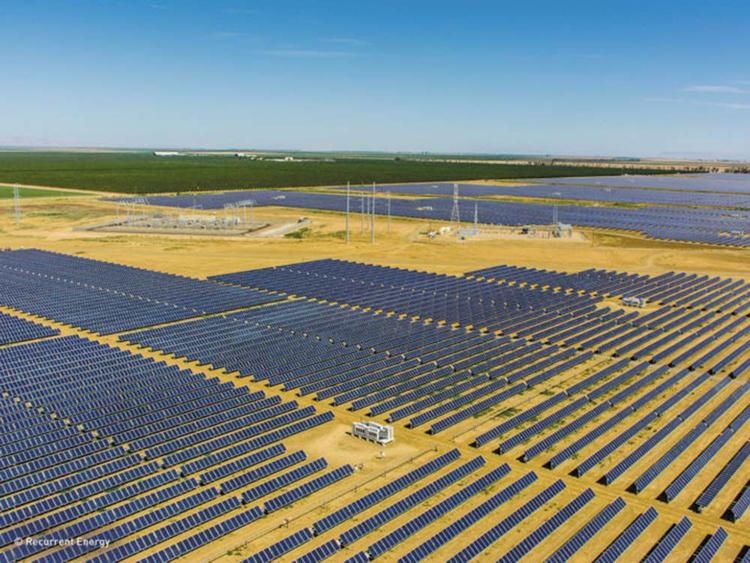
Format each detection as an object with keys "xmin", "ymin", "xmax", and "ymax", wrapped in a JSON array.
[
  {"xmin": 294, "ymin": 539, "xmax": 341, "ymax": 563},
  {"xmin": 366, "ymin": 464, "xmax": 510, "ymax": 558},
  {"xmin": 691, "ymin": 528, "xmax": 728, "ymax": 562},
  {"xmin": 263, "ymin": 464, "xmax": 354, "ymax": 513},
  {"xmin": 339, "ymin": 456, "xmax": 486, "ymax": 547},
  {"xmin": 496, "ymin": 488, "xmax": 595, "ymax": 563},
  {"xmin": 242, "ymin": 458, "xmax": 328, "ymax": 505},
  {"xmin": 594, "ymin": 507, "xmax": 658, "ymax": 563},
  {"xmin": 0, "ymin": 249, "xmax": 281, "ymax": 333},
  {"xmin": 113, "ymin": 183, "xmax": 750, "ymax": 247},
  {"xmin": 546, "ymin": 497, "xmax": 626, "ymax": 563},
  {"xmin": 446, "ymin": 479, "xmax": 565, "ymax": 562},
  {"xmin": 641, "ymin": 517, "xmax": 692, "ymax": 563},
  {"xmin": 243, "ymin": 527, "xmax": 315, "ymax": 563},
  {"xmin": 695, "ymin": 441, "xmax": 750, "ymax": 513},
  {"xmin": 314, "ymin": 449, "xmax": 460, "ymax": 534}
]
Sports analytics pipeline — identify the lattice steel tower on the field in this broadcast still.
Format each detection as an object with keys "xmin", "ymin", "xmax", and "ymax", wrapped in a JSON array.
[{"xmin": 450, "ymin": 183, "xmax": 460, "ymax": 227}]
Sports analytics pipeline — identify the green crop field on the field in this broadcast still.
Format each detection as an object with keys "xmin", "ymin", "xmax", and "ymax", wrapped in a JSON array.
[
  {"xmin": 0, "ymin": 152, "xmax": 669, "ymax": 195},
  {"xmin": 0, "ymin": 185, "xmax": 86, "ymax": 198}
]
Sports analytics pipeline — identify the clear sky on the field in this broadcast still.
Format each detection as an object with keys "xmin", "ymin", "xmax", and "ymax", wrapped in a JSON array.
[{"xmin": 2, "ymin": 0, "xmax": 749, "ymax": 158}]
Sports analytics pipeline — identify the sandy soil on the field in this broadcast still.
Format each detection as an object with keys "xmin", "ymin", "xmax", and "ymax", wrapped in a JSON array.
[
  {"xmin": 1, "ymin": 197, "xmax": 748, "ymax": 282},
  {"xmin": 1, "ymin": 195, "xmax": 749, "ymax": 562}
]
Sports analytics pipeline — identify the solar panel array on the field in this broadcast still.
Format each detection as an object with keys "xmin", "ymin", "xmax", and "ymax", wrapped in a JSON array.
[
  {"xmin": 0, "ymin": 249, "xmax": 281, "ymax": 333},
  {"xmin": 0, "ymin": 311, "xmax": 59, "ymax": 346},
  {"xmin": 110, "ymin": 176, "xmax": 750, "ymax": 246},
  {"xmin": 1, "ymin": 250, "xmax": 749, "ymax": 561},
  {"xmin": 539, "ymin": 172, "xmax": 750, "ymax": 193},
  {"xmin": 0, "ymin": 332, "xmax": 341, "ymax": 562},
  {"xmin": 344, "ymin": 180, "xmax": 750, "ymax": 209}
]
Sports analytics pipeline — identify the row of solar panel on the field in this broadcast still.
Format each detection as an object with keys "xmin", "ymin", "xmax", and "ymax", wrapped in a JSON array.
[
  {"xmin": 112, "ymin": 187, "xmax": 750, "ymax": 246},
  {"xmin": 0, "ymin": 249, "xmax": 281, "ymax": 334}
]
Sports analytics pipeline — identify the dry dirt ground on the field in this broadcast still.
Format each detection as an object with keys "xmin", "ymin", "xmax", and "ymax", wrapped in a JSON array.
[
  {"xmin": 1, "ymin": 196, "xmax": 748, "ymax": 281},
  {"xmin": 1, "ymin": 195, "xmax": 749, "ymax": 562}
]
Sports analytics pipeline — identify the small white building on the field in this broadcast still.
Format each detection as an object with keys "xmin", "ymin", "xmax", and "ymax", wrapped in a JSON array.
[
  {"xmin": 153, "ymin": 151, "xmax": 182, "ymax": 157},
  {"xmin": 622, "ymin": 296, "xmax": 647, "ymax": 308},
  {"xmin": 552, "ymin": 222, "xmax": 573, "ymax": 238},
  {"xmin": 352, "ymin": 422, "xmax": 394, "ymax": 445}
]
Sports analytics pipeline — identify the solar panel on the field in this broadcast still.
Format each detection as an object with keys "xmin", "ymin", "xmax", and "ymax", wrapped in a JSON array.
[
  {"xmin": 594, "ymin": 507, "xmax": 658, "ymax": 563},
  {"xmin": 446, "ymin": 479, "xmax": 565, "ymax": 563},
  {"xmin": 339, "ymin": 456, "xmax": 486, "ymax": 546},
  {"xmin": 691, "ymin": 528, "xmax": 728, "ymax": 562},
  {"xmin": 264, "ymin": 465, "xmax": 354, "ymax": 513},
  {"xmin": 695, "ymin": 441, "xmax": 750, "ymax": 513},
  {"xmin": 496, "ymin": 488, "xmax": 595, "ymax": 563},
  {"xmin": 294, "ymin": 539, "xmax": 341, "ymax": 563},
  {"xmin": 366, "ymin": 464, "xmax": 510, "ymax": 558},
  {"xmin": 243, "ymin": 528, "xmax": 314, "ymax": 563},
  {"xmin": 313, "ymin": 449, "xmax": 460, "ymax": 534},
  {"xmin": 545, "ymin": 497, "xmax": 626, "ymax": 563},
  {"xmin": 641, "ymin": 517, "xmax": 692, "ymax": 563}
]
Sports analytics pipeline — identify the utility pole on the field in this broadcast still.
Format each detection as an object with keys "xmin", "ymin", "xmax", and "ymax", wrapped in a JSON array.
[
  {"xmin": 360, "ymin": 193, "xmax": 365, "ymax": 235},
  {"xmin": 474, "ymin": 201, "xmax": 478, "ymax": 230},
  {"xmin": 370, "ymin": 182, "xmax": 375, "ymax": 243},
  {"xmin": 345, "ymin": 181, "xmax": 350, "ymax": 243},
  {"xmin": 387, "ymin": 191, "xmax": 392, "ymax": 233},
  {"xmin": 13, "ymin": 185, "xmax": 21, "ymax": 227}
]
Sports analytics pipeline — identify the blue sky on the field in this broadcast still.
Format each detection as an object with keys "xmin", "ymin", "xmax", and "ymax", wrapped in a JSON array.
[{"xmin": 2, "ymin": 0, "xmax": 749, "ymax": 158}]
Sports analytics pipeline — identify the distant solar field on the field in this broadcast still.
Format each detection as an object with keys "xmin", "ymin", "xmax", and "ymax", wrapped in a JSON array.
[
  {"xmin": 340, "ymin": 181, "xmax": 750, "ymax": 209},
  {"xmin": 110, "ymin": 188, "xmax": 750, "ymax": 247},
  {"xmin": 539, "ymin": 173, "xmax": 750, "ymax": 194}
]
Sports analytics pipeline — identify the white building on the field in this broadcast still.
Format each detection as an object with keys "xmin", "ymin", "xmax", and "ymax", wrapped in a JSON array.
[
  {"xmin": 352, "ymin": 422, "xmax": 394, "ymax": 445},
  {"xmin": 622, "ymin": 296, "xmax": 647, "ymax": 308}
]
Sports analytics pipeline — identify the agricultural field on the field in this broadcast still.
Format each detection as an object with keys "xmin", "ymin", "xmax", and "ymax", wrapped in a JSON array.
[
  {"xmin": 0, "ymin": 152, "xmax": 670, "ymax": 194},
  {"xmin": 0, "ymin": 184, "xmax": 87, "ymax": 198}
]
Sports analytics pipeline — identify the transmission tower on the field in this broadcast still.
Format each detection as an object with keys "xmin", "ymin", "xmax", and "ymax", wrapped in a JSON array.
[
  {"xmin": 450, "ymin": 183, "xmax": 460, "ymax": 227},
  {"xmin": 552, "ymin": 204, "xmax": 559, "ymax": 225}
]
